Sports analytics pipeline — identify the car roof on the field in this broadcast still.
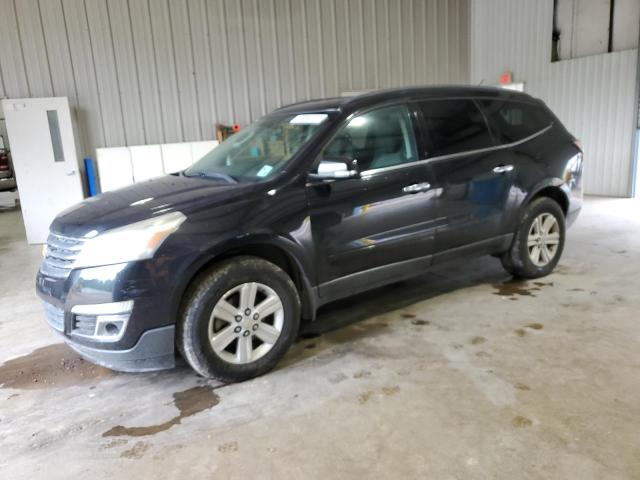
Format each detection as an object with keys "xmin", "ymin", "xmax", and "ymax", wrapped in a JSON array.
[{"xmin": 275, "ymin": 85, "xmax": 536, "ymax": 116}]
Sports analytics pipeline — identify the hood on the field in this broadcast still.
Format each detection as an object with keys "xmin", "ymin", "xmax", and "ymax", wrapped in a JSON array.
[{"xmin": 51, "ymin": 174, "xmax": 255, "ymax": 238}]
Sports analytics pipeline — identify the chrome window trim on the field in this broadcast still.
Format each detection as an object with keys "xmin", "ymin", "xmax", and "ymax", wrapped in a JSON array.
[{"xmin": 360, "ymin": 124, "xmax": 553, "ymax": 177}]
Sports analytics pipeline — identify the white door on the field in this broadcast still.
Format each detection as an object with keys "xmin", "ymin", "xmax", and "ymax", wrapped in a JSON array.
[{"xmin": 1, "ymin": 97, "xmax": 84, "ymax": 244}]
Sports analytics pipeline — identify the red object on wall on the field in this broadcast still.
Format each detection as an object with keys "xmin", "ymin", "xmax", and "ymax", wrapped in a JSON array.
[
  {"xmin": 499, "ymin": 71, "xmax": 512, "ymax": 85},
  {"xmin": 231, "ymin": 124, "xmax": 241, "ymax": 133}
]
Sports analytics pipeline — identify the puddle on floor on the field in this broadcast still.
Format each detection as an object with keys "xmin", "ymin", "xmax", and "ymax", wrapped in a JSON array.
[
  {"xmin": 102, "ymin": 386, "xmax": 219, "ymax": 437},
  {"xmin": 492, "ymin": 279, "xmax": 554, "ymax": 298},
  {"xmin": 0, "ymin": 343, "xmax": 116, "ymax": 390}
]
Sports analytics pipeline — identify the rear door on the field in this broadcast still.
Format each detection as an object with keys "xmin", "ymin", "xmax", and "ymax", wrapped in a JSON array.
[
  {"xmin": 306, "ymin": 104, "xmax": 439, "ymax": 296},
  {"xmin": 417, "ymin": 98, "xmax": 515, "ymax": 252}
]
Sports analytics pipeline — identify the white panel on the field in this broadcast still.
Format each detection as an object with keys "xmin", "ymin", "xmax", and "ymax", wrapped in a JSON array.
[
  {"xmin": 97, "ymin": 147, "xmax": 134, "ymax": 192},
  {"xmin": 471, "ymin": 0, "xmax": 638, "ymax": 197},
  {"xmin": 191, "ymin": 141, "xmax": 219, "ymax": 163},
  {"xmin": 130, "ymin": 145, "xmax": 164, "ymax": 182},
  {"xmin": 162, "ymin": 143, "xmax": 194, "ymax": 173},
  {"xmin": 612, "ymin": 0, "xmax": 640, "ymax": 51}
]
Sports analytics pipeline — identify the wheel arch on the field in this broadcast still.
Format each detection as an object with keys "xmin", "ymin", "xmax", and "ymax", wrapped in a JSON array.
[
  {"xmin": 523, "ymin": 180, "xmax": 569, "ymax": 216},
  {"xmin": 174, "ymin": 235, "xmax": 319, "ymax": 325}
]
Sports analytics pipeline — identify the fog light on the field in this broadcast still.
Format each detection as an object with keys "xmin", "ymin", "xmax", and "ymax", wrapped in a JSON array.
[
  {"xmin": 104, "ymin": 323, "xmax": 119, "ymax": 335},
  {"xmin": 71, "ymin": 301, "xmax": 133, "ymax": 342}
]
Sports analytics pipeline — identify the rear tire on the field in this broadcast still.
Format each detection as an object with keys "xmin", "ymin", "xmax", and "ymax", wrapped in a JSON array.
[
  {"xmin": 178, "ymin": 256, "xmax": 300, "ymax": 382},
  {"xmin": 501, "ymin": 197, "xmax": 565, "ymax": 279}
]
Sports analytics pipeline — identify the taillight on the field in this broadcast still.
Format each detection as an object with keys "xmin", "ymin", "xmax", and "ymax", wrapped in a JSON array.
[
  {"xmin": 0, "ymin": 153, "xmax": 8, "ymax": 171},
  {"xmin": 572, "ymin": 139, "xmax": 583, "ymax": 153}
]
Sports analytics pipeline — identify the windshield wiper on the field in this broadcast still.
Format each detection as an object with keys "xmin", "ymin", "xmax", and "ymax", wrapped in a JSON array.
[{"xmin": 184, "ymin": 171, "xmax": 239, "ymax": 184}]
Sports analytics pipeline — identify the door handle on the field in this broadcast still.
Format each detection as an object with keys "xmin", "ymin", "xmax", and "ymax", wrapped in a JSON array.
[
  {"xmin": 402, "ymin": 182, "xmax": 431, "ymax": 194},
  {"xmin": 493, "ymin": 164, "xmax": 514, "ymax": 174},
  {"xmin": 66, "ymin": 170, "xmax": 77, "ymax": 176}
]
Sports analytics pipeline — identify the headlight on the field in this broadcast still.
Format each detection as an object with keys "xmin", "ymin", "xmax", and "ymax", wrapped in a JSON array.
[{"xmin": 74, "ymin": 211, "xmax": 187, "ymax": 269}]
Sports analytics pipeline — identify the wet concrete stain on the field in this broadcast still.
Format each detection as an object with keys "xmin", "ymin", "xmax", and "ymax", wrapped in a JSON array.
[
  {"xmin": 512, "ymin": 415, "xmax": 533, "ymax": 428},
  {"xmin": 358, "ymin": 386, "xmax": 400, "ymax": 404},
  {"xmin": 493, "ymin": 280, "xmax": 539, "ymax": 297},
  {"xmin": 101, "ymin": 438, "xmax": 128, "ymax": 450},
  {"xmin": 526, "ymin": 323, "xmax": 544, "ymax": 330},
  {"xmin": 492, "ymin": 280, "xmax": 554, "ymax": 298},
  {"xmin": 353, "ymin": 370, "xmax": 371, "ymax": 379},
  {"xmin": 329, "ymin": 372, "xmax": 348, "ymax": 384},
  {"xmin": 401, "ymin": 313, "xmax": 416, "ymax": 319},
  {"xmin": 0, "ymin": 344, "xmax": 116, "ymax": 390},
  {"xmin": 358, "ymin": 390, "xmax": 374, "ymax": 404},
  {"xmin": 324, "ymin": 321, "xmax": 389, "ymax": 344},
  {"xmin": 515, "ymin": 328, "xmax": 526, "ymax": 337},
  {"xmin": 102, "ymin": 386, "xmax": 219, "ymax": 437},
  {"xmin": 120, "ymin": 441, "xmax": 150, "ymax": 459},
  {"xmin": 515, "ymin": 383, "xmax": 531, "ymax": 391},
  {"xmin": 411, "ymin": 319, "xmax": 430, "ymax": 326},
  {"xmin": 381, "ymin": 386, "xmax": 400, "ymax": 396},
  {"xmin": 470, "ymin": 336, "xmax": 487, "ymax": 345},
  {"xmin": 218, "ymin": 441, "xmax": 239, "ymax": 453}
]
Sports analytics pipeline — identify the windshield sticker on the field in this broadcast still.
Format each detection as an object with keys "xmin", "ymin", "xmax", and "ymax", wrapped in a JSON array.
[
  {"xmin": 289, "ymin": 114, "xmax": 328, "ymax": 125},
  {"xmin": 256, "ymin": 165, "xmax": 273, "ymax": 177}
]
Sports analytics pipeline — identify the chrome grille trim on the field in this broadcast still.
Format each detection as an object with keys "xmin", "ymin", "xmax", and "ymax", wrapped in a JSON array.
[
  {"xmin": 40, "ymin": 232, "xmax": 85, "ymax": 279},
  {"xmin": 43, "ymin": 302, "xmax": 64, "ymax": 332},
  {"xmin": 73, "ymin": 314, "xmax": 97, "ymax": 337}
]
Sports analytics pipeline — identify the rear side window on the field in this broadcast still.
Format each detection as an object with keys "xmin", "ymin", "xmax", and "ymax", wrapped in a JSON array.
[
  {"xmin": 479, "ymin": 100, "xmax": 552, "ymax": 144},
  {"xmin": 418, "ymin": 99, "xmax": 493, "ymax": 157}
]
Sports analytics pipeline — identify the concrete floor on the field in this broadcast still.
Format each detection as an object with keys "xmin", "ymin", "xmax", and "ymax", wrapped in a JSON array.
[{"xmin": 0, "ymin": 196, "xmax": 639, "ymax": 479}]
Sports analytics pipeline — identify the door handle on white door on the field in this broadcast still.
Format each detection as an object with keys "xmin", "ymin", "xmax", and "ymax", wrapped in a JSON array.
[
  {"xmin": 66, "ymin": 170, "xmax": 77, "ymax": 176},
  {"xmin": 493, "ymin": 164, "xmax": 514, "ymax": 174},
  {"xmin": 402, "ymin": 182, "xmax": 431, "ymax": 194}
]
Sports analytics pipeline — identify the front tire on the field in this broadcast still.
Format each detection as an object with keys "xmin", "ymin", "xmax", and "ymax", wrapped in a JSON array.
[
  {"xmin": 178, "ymin": 256, "xmax": 300, "ymax": 382},
  {"xmin": 501, "ymin": 197, "xmax": 565, "ymax": 279}
]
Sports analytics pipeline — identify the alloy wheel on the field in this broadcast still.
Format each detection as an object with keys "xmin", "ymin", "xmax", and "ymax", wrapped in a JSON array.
[
  {"xmin": 208, "ymin": 282, "xmax": 284, "ymax": 364},
  {"xmin": 527, "ymin": 212, "xmax": 560, "ymax": 267}
]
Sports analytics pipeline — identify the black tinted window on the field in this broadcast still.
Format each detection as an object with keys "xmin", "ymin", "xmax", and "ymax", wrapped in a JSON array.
[
  {"xmin": 419, "ymin": 99, "xmax": 493, "ymax": 157},
  {"xmin": 479, "ymin": 100, "xmax": 551, "ymax": 144}
]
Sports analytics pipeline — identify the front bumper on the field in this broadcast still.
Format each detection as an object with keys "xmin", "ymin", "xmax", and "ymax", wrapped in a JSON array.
[
  {"xmin": 64, "ymin": 325, "xmax": 175, "ymax": 372},
  {"xmin": 36, "ymin": 260, "xmax": 179, "ymax": 372}
]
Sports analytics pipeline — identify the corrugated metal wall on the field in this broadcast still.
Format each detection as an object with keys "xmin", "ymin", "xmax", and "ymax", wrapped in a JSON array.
[
  {"xmin": 0, "ymin": 0, "xmax": 470, "ymax": 160},
  {"xmin": 471, "ymin": 0, "xmax": 639, "ymax": 197}
]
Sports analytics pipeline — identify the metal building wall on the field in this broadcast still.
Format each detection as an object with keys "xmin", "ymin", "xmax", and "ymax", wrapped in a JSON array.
[
  {"xmin": 0, "ymin": 0, "xmax": 470, "ymax": 159},
  {"xmin": 471, "ymin": 0, "xmax": 639, "ymax": 197}
]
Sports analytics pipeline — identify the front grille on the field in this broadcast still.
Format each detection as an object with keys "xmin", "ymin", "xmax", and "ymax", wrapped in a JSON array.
[
  {"xmin": 43, "ymin": 302, "xmax": 64, "ymax": 332},
  {"xmin": 72, "ymin": 314, "xmax": 97, "ymax": 337},
  {"xmin": 40, "ymin": 232, "xmax": 85, "ymax": 279}
]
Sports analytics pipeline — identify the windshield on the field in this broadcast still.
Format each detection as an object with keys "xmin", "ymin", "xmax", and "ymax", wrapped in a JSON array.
[{"xmin": 185, "ymin": 112, "xmax": 330, "ymax": 182}]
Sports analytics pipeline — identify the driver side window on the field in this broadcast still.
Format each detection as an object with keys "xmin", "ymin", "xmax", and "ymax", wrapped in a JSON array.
[{"xmin": 322, "ymin": 105, "xmax": 417, "ymax": 172}]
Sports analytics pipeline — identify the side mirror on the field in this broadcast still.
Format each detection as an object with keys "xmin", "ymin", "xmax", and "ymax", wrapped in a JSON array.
[{"xmin": 310, "ymin": 157, "xmax": 360, "ymax": 181}]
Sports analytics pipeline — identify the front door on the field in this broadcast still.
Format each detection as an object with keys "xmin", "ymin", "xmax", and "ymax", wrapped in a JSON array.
[
  {"xmin": 2, "ymin": 97, "xmax": 84, "ymax": 244},
  {"xmin": 306, "ymin": 104, "xmax": 439, "ymax": 299}
]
